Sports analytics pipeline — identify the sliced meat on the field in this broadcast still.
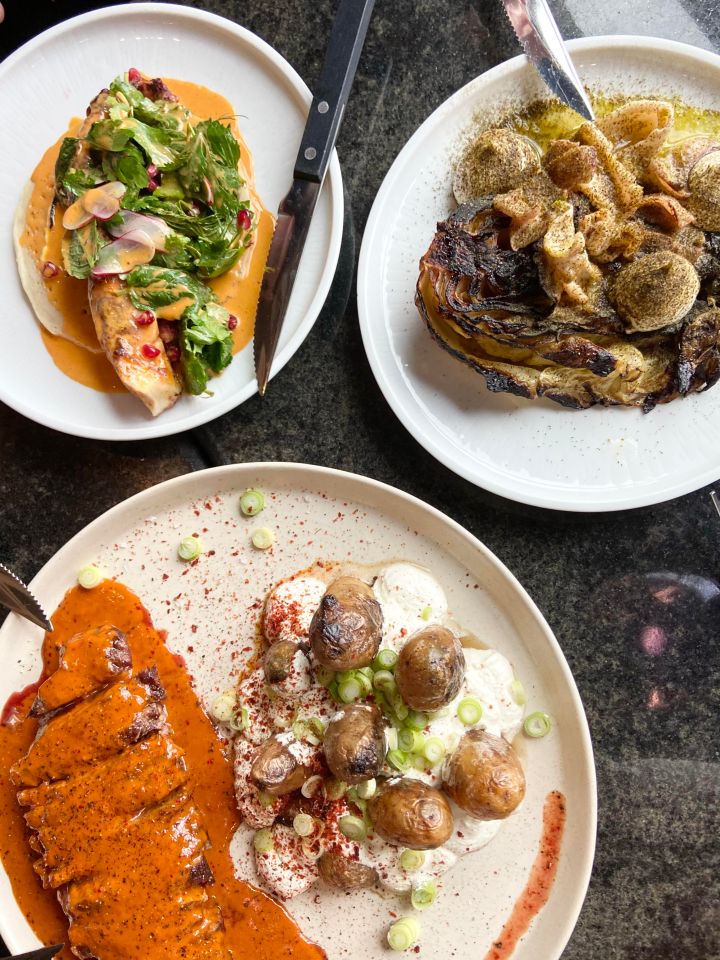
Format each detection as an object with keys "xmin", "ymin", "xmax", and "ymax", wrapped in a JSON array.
[{"xmin": 30, "ymin": 624, "xmax": 131, "ymax": 718}]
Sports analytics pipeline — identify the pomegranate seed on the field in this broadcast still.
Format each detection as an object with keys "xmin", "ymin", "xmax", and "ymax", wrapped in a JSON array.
[
  {"xmin": 237, "ymin": 209, "xmax": 252, "ymax": 230},
  {"xmin": 141, "ymin": 344, "xmax": 161, "ymax": 359},
  {"xmin": 41, "ymin": 260, "xmax": 60, "ymax": 279},
  {"xmin": 147, "ymin": 178, "xmax": 158, "ymax": 193},
  {"xmin": 146, "ymin": 164, "xmax": 158, "ymax": 179},
  {"xmin": 128, "ymin": 67, "xmax": 142, "ymax": 86},
  {"xmin": 135, "ymin": 310, "xmax": 155, "ymax": 327},
  {"xmin": 158, "ymin": 320, "xmax": 176, "ymax": 344},
  {"xmin": 166, "ymin": 345, "xmax": 180, "ymax": 363},
  {"xmin": 227, "ymin": 315, "xmax": 238, "ymax": 331}
]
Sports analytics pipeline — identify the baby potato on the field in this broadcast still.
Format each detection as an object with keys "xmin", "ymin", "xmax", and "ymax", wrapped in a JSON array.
[
  {"xmin": 368, "ymin": 778, "xmax": 453, "ymax": 850},
  {"xmin": 394, "ymin": 625, "xmax": 465, "ymax": 711},
  {"xmin": 443, "ymin": 730, "xmax": 525, "ymax": 820},
  {"xmin": 309, "ymin": 576, "xmax": 383, "ymax": 670}
]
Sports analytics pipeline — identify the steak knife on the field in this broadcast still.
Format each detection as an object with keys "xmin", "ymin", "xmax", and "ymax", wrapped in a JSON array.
[
  {"xmin": 502, "ymin": 0, "xmax": 594, "ymax": 121},
  {"xmin": 0, "ymin": 563, "xmax": 53, "ymax": 631},
  {"xmin": 10, "ymin": 946, "xmax": 63, "ymax": 960},
  {"xmin": 253, "ymin": 0, "xmax": 376, "ymax": 395}
]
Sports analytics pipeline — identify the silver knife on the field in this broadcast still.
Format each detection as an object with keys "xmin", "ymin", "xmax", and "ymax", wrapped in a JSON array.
[
  {"xmin": 0, "ymin": 563, "xmax": 53, "ymax": 631},
  {"xmin": 502, "ymin": 0, "xmax": 595, "ymax": 122},
  {"xmin": 10, "ymin": 946, "xmax": 63, "ymax": 960},
  {"xmin": 254, "ymin": 0, "xmax": 376, "ymax": 396}
]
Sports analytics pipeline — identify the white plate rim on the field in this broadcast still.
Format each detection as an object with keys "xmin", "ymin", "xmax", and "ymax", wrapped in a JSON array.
[
  {"xmin": 0, "ymin": 2, "xmax": 344, "ymax": 441},
  {"xmin": 0, "ymin": 461, "xmax": 597, "ymax": 958},
  {"xmin": 357, "ymin": 35, "xmax": 720, "ymax": 512}
]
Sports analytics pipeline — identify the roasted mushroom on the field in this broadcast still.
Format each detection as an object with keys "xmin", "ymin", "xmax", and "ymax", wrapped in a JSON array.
[
  {"xmin": 688, "ymin": 150, "xmax": 720, "ymax": 231},
  {"xmin": 309, "ymin": 576, "xmax": 383, "ymax": 671},
  {"xmin": 609, "ymin": 251, "xmax": 700, "ymax": 332},
  {"xmin": 262, "ymin": 639, "xmax": 312, "ymax": 699},
  {"xmin": 318, "ymin": 851, "xmax": 378, "ymax": 891},
  {"xmin": 368, "ymin": 778, "xmax": 453, "ymax": 850},
  {"xmin": 394, "ymin": 626, "xmax": 465, "ymax": 712},
  {"xmin": 323, "ymin": 704, "xmax": 385, "ymax": 784},
  {"xmin": 453, "ymin": 129, "xmax": 540, "ymax": 204},
  {"xmin": 443, "ymin": 730, "xmax": 525, "ymax": 820},
  {"xmin": 250, "ymin": 735, "xmax": 309, "ymax": 797}
]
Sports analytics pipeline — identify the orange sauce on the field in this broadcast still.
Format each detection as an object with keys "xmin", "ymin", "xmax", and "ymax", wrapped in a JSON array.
[
  {"xmin": 483, "ymin": 790, "xmax": 567, "ymax": 960},
  {"xmin": 0, "ymin": 581, "xmax": 324, "ymax": 960},
  {"xmin": 21, "ymin": 79, "xmax": 273, "ymax": 393}
]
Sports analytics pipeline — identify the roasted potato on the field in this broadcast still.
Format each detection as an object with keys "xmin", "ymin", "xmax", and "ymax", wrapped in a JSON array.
[
  {"xmin": 323, "ymin": 704, "xmax": 385, "ymax": 784},
  {"xmin": 309, "ymin": 576, "xmax": 383, "ymax": 670},
  {"xmin": 395, "ymin": 625, "xmax": 465, "ymax": 711},
  {"xmin": 368, "ymin": 778, "xmax": 453, "ymax": 850},
  {"xmin": 443, "ymin": 730, "xmax": 525, "ymax": 820},
  {"xmin": 250, "ymin": 735, "xmax": 309, "ymax": 797},
  {"xmin": 318, "ymin": 851, "xmax": 378, "ymax": 890}
]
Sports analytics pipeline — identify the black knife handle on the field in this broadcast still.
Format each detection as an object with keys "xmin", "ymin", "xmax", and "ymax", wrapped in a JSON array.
[{"xmin": 293, "ymin": 0, "xmax": 375, "ymax": 184}]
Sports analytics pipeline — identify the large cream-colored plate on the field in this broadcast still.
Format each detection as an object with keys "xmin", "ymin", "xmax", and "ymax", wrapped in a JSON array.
[
  {"xmin": 0, "ymin": 463, "xmax": 595, "ymax": 959},
  {"xmin": 358, "ymin": 37, "xmax": 720, "ymax": 511},
  {"xmin": 0, "ymin": 3, "xmax": 343, "ymax": 440}
]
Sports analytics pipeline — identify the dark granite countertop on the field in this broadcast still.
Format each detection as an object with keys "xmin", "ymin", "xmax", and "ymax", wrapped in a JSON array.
[{"xmin": 1, "ymin": 0, "xmax": 719, "ymax": 957}]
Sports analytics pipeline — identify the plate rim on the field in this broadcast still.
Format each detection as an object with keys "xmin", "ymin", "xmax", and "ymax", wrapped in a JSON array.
[
  {"xmin": 0, "ymin": 460, "xmax": 597, "ymax": 959},
  {"xmin": 0, "ymin": 2, "xmax": 344, "ymax": 441},
  {"xmin": 357, "ymin": 34, "xmax": 720, "ymax": 512}
]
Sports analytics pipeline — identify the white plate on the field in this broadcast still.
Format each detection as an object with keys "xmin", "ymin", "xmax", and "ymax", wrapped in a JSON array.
[
  {"xmin": 0, "ymin": 3, "xmax": 343, "ymax": 440},
  {"xmin": 358, "ymin": 36, "xmax": 720, "ymax": 512},
  {"xmin": 0, "ymin": 463, "xmax": 595, "ymax": 960}
]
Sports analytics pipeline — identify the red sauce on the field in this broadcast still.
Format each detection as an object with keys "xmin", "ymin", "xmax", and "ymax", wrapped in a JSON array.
[
  {"xmin": 0, "ymin": 580, "xmax": 325, "ymax": 960},
  {"xmin": 0, "ymin": 679, "xmax": 44, "ymax": 726},
  {"xmin": 483, "ymin": 790, "xmax": 567, "ymax": 960}
]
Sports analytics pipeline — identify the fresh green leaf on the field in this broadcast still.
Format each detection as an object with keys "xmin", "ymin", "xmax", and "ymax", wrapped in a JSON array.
[
  {"xmin": 180, "ymin": 300, "xmax": 233, "ymax": 394},
  {"xmin": 122, "ymin": 118, "xmax": 182, "ymax": 169},
  {"xmin": 102, "ymin": 143, "xmax": 149, "ymax": 190},
  {"xmin": 205, "ymin": 119, "xmax": 240, "ymax": 168},
  {"xmin": 125, "ymin": 264, "xmax": 211, "ymax": 310},
  {"xmin": 63, "ymin": 222, "xmax": 104, "ymax": 279},
  {"xmin": 88, "ymin": 119, "xmax": 134, "ymax": 152}
]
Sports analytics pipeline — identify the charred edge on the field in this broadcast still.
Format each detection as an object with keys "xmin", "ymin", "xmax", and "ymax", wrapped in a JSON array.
[
  {"xmin": 136, "ymin": 666, "xmax": 166, "ymax": 700},
  {"xmin": 189, "ymin": 855, "xmax": 215, "ymax": 886},
  {"xmin": 121, "ymin": 702, "xmax": 167, "ymax": 745}
]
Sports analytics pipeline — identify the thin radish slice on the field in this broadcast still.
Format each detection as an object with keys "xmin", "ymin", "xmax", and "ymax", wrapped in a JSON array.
[
  {"xmin": 62, "ymin": 199, "xmax": 94, "ymax": 230},
  {"xmin": 107, "ymin": 211, "xmax": 173, "ymax": 251},
  {"xmin": 83, "ymin": 183, "xmax": 126, "ymax": 222},
  {"xmin": 91, "ymin": 236, "xmax": 155, "ymax": 277}
]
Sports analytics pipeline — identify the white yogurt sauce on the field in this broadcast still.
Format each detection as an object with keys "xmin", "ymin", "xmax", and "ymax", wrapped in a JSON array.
[
  {"xmin": 372, "ymin": 562, "xmax": 449, "ymax": 650},
  {"xmin": 263, "ymin": 575, "xmax": 327, "ymax": 644}
]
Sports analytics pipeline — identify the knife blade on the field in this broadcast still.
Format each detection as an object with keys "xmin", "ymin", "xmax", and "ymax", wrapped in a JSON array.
[
  {"xmin": 502, "ymin": 0, "xmax": 594, "ymax": 122},
  {"xmin": 254, "ymin": 0, "xmax": 376, "ymax": 396},
  {"xmin": 10, "ymin": 945, "xmax": 63, "ymax": 960},
  {"xmin": 0, "ymin": 563, "xmax": 53, "ymax": 631}
]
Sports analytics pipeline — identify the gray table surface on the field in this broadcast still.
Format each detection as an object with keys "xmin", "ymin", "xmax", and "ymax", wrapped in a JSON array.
[{"xmin": 1, "ymin": 0, "xmax": 719, "ymax": 958}]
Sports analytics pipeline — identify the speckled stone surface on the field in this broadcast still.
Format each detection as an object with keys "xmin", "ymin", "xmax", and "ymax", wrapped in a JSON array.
[{"xmin": 1, "ymin": 0, "xmax": 720, "ymax": 957}]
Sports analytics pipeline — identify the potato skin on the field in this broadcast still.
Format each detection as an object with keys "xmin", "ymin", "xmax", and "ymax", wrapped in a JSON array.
[
  {"xmin": 323, "ymin": 704, "xmax": 385, "ymax": 785},
  {"xmin": 309, "ymin": 576, "xmax": 383, "ymax": 670},
  {"xmin": 318, "ymin": 851, "xmax": 378, "ymax": 890},
  {"xmin": 250, "ymin": 736, "xmax": 309, "ymax": 797},
  {"xmin": 263, "ymin": 639, "xmax": 300, "ymax": 684},
  {"xmin": 443, "ymin": 730, "xmax": 525, "ymax": 820},
  {"xmin": 368, "ymin": 778, "xmax": 453, "ymax": 850},
  {"xmin": 395, "ymin": 626, "xmax": 465, "ymax": 711}
]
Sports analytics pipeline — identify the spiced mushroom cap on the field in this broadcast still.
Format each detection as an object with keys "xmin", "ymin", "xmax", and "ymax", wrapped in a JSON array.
[
  {"xmin": 453, "ymin": 128, "xmax": 540, "ymax": 203},
  {"xmin": 368, "ymin": 778, "xmax": 453, "ymax": 850},
  {"xmin": 609, "ymin": 251, "xmax": 700, "ymax": 332},
  {"xmin": 323, "ymin": 703, "xmax": 386, "ymax": 785},
  {"xmin": 250, "ymin": 735, "xmax": 309, "ymax": 797},
  {"xmin": 309, "ymin": 576, "xmax": 383, "ymax": 671},
  {"xmin": 395, "ymin": 625, "xmax": 465, "ymax": 712},
  {"xmin": 688, "ymin": 150, "xmax": 720, "ymax": 231},
  {"xmin": 442, "ymin": 729, "xmax": 525, "ymax": 820}
]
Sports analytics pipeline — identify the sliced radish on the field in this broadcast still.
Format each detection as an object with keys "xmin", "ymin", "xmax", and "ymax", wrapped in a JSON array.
[
  {"xmin": 107, "ymin": 211, "xmax": 173, "ymax": 251},
  {"xmin": 91, "ymin": 235, "xmax": 155, "ymax": 277},
  {"xmin": 83, "ymin": 182, "xmax": 126, "ymax": 221},
  {"xmin": 62, "ymin": 199, "xmax": 94, "ymax": 230}
]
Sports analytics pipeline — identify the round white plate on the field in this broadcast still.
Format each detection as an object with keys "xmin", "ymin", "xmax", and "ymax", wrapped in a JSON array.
[
  {"xmin": 0, "ymin": 463, "xmax": 595, "ymax": 960},
  {"xmin": 0, "ymin": 3, "xmax": 343, "ymax": 440},
  {"xmin": 358, "ymin": 37, "xmax": 720, "ymax": 512}
]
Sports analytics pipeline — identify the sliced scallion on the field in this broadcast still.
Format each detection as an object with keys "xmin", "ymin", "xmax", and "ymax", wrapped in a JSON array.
[
  {"xmin": 405, "ymin": 709, "xmax": 428, "ymax": 731},
  {"xmin": 373, "ymin": 648, "xmax": 398, "ymax": 671},
  {"xmin": 356, "ymin": 671, "xmax": 373, "ymax": 697},
  {"xmin": 293, "ymin": 813, "xmax": 315, "ymax": 837},
  {"xmin": 251, "ymin": 526, "xmax": 274, "ymax": 550},
  {"xmin": 301, "ymin": 775, "xmax": 323, "ymax": 798},
  {"xmin": 423, "ymin": 736, "xmax": 446, "ymax": 765},
  {"xmin": 373, "ymin": 670, "xmax": 396, "ymax": 693},
  {"xmin": 387, "ymin": 749, "xmax": 410, "ymax": 772},
  {"xmin": 385, "ymin": 727, "xmax": 399, "ymax": 752},
  {"xmin": 457, "ymin": 697, "xmax": 483, "ymax": 726},
  {"xmin": 511, "ymin": 678, "xmax": 527, "ymax": 706},
  {"xmin": 392, "ymin": 696, "xmax": 409, "ymax": 721},
  {"xmin": 239, "ymin": 488, "xmax": 265, "ymax": 517},
  {"xmin": 410, "ymin": 878, "xmax": 437, "ymax": 911},
  {"xmin": 524, "ymin": 711, "xmax": 552, "ymax": 738},
  {"xmin": 211, "ymin": 689, "xmax": 236, "ymax": 724},
  {"xmin": 258, "ymin": 790, "xmax": 276, "ymax": 808},
  {"xmin": 253, "ymin": 828, "xmax": 274, "ymax": 853},
  {"xmin": 356, "ymin": 777, "xmax": 377, "ymax": 800},
  {"xmin": 339, "ymin": 814, "xmax": 367, "ymax": 841},
  {"xmin": 420, "ymin": 605, "xmax": 432, "ymax": 621},
  {"xmin": 398, "ymin": 728, "xmax": 424, "ymax": 753},
  {"xmin": 338, "ymin": 677, "xmax": 362, "ymax": 703},
  {"xmin": 325, "ymin": 778, "xmax": 346, "ymax": 801},
  {"xmin": 229, "ymin": 705, "xmax": 249, "ymax": 733},
  {"xmin": 306, "ymin": 716, "xmax": 326, "ymax": 740},
  {"xmin": 387, "ymin": 917, "xmax": 420, "ymax": 952},
  {"xmin": 77, "ymin": 564, "xmax": 103, "ymax": 589},
  {"xmin": 178, "ymin": 535, "xmax": 203, "ymax": 562},
  {"xmin": 400, "ymin": 848, "xmax": 426, "ymax": 872}
]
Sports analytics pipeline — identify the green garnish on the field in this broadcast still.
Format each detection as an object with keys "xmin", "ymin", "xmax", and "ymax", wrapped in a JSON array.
[
  {"xmin": 253, "ymin": 828, "xmax": 274, "ymax": 853},
  {"xmin": 398, "ymin": 728, "xmax": 424, "ymax": 753},
  {"xmin": 178, "ymin": 534, "xmax": 203, "ymax": 561},
  {"xmin": 239, "ymin": 488, "xmax": 265, "ymax": 517},
  {"xmin": 387, "ymin": 749, "xmax": 410, "ymax": 772},
  {"xmin": 210, "ymin": 689, "xmax": 236, "ymax": 724},
  {"xmin": 420, "ymin": 605, "xmax": 432, "ymax": 621},
  {"xmin": 292, "ymin": 813, "xmax": 315, "ymax": 838},
  {"xmin": 387, "ymin": 917, "xmax": 420, "ymax": 952},
  {"xmin": 338, "ymin": 677, "xmax": 362, "ymax": 703},
  {"xmin": 373, "ymin": 649, "xmax": 398, "ymax": 671},
  {"xmin": 251, "ymin": 527, "xmax": 274, "ymax": 550},
  {"xmin": 372, "ymin": 669, "xmax": 396, "ymax": 693},
  {"xmin": 400, "ymin": 849, "xmax": 426, "ymax": 872},
  {"xmin": 324, "ymin": 778, "xmax": 347, "ymax": 801},
  {"xmin": 524, "ymin": 711, "xmax": 552, "ymax": 738},
  {"xmin": 410, "ymin": 879, "xmax": 437, "ymax": 911},
  {"xmin": 338, "ymin": 814, "xmax": 367, "ymax": 841},
  {"xmin": 422, "ymin": 736, "xmax": 446, "ymax": 765},
  {"xmin": 511, "ymin": 678, "xmax": 527, "ymax": 706},
  {"xmin": 405, "ymin": 710, "xmax": 427, "ymax": 732},
  {"xmin": 457, "ymin": 697, "xmax": 483, "ymax": 726},
  {"xmin": 77, "ymin": 564, "xmax": 103, "ymax": 589},
  {"xmin": 356, "ymin": 778, "xmax": 376, "ymax": 800}
]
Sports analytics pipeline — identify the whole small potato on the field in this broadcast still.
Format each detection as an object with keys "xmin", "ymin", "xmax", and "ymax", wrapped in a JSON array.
[
  {"xmin": 309, "ymin": 576, "xmax": 383, "ymax": 671},
  {"xmin": 368, "ymin": 778, "xmax": 453, "ymax": 850},
  {"xmin": 250, "ymin": 735, "xmax": 309, "ymax": 797},
  {"xmin": 323, "ymin": 703, "xmax": 385, "ymax": 784},
  {"xmin": 318, "ymin": 850, "xmax": 378, "ymax": 890},
  {"xmin": 443, "ymin": 730, "xmax": 525, "ymax": 820},
  {"xmin": 395, "ymin": 625, "xmax": 465, "ymax": 711}
]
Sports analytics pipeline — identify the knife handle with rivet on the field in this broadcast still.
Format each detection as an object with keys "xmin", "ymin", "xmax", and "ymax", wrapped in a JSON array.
[{"xmin": 293, "ymin": 0, "xmax": 375, "ymax": 184}]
